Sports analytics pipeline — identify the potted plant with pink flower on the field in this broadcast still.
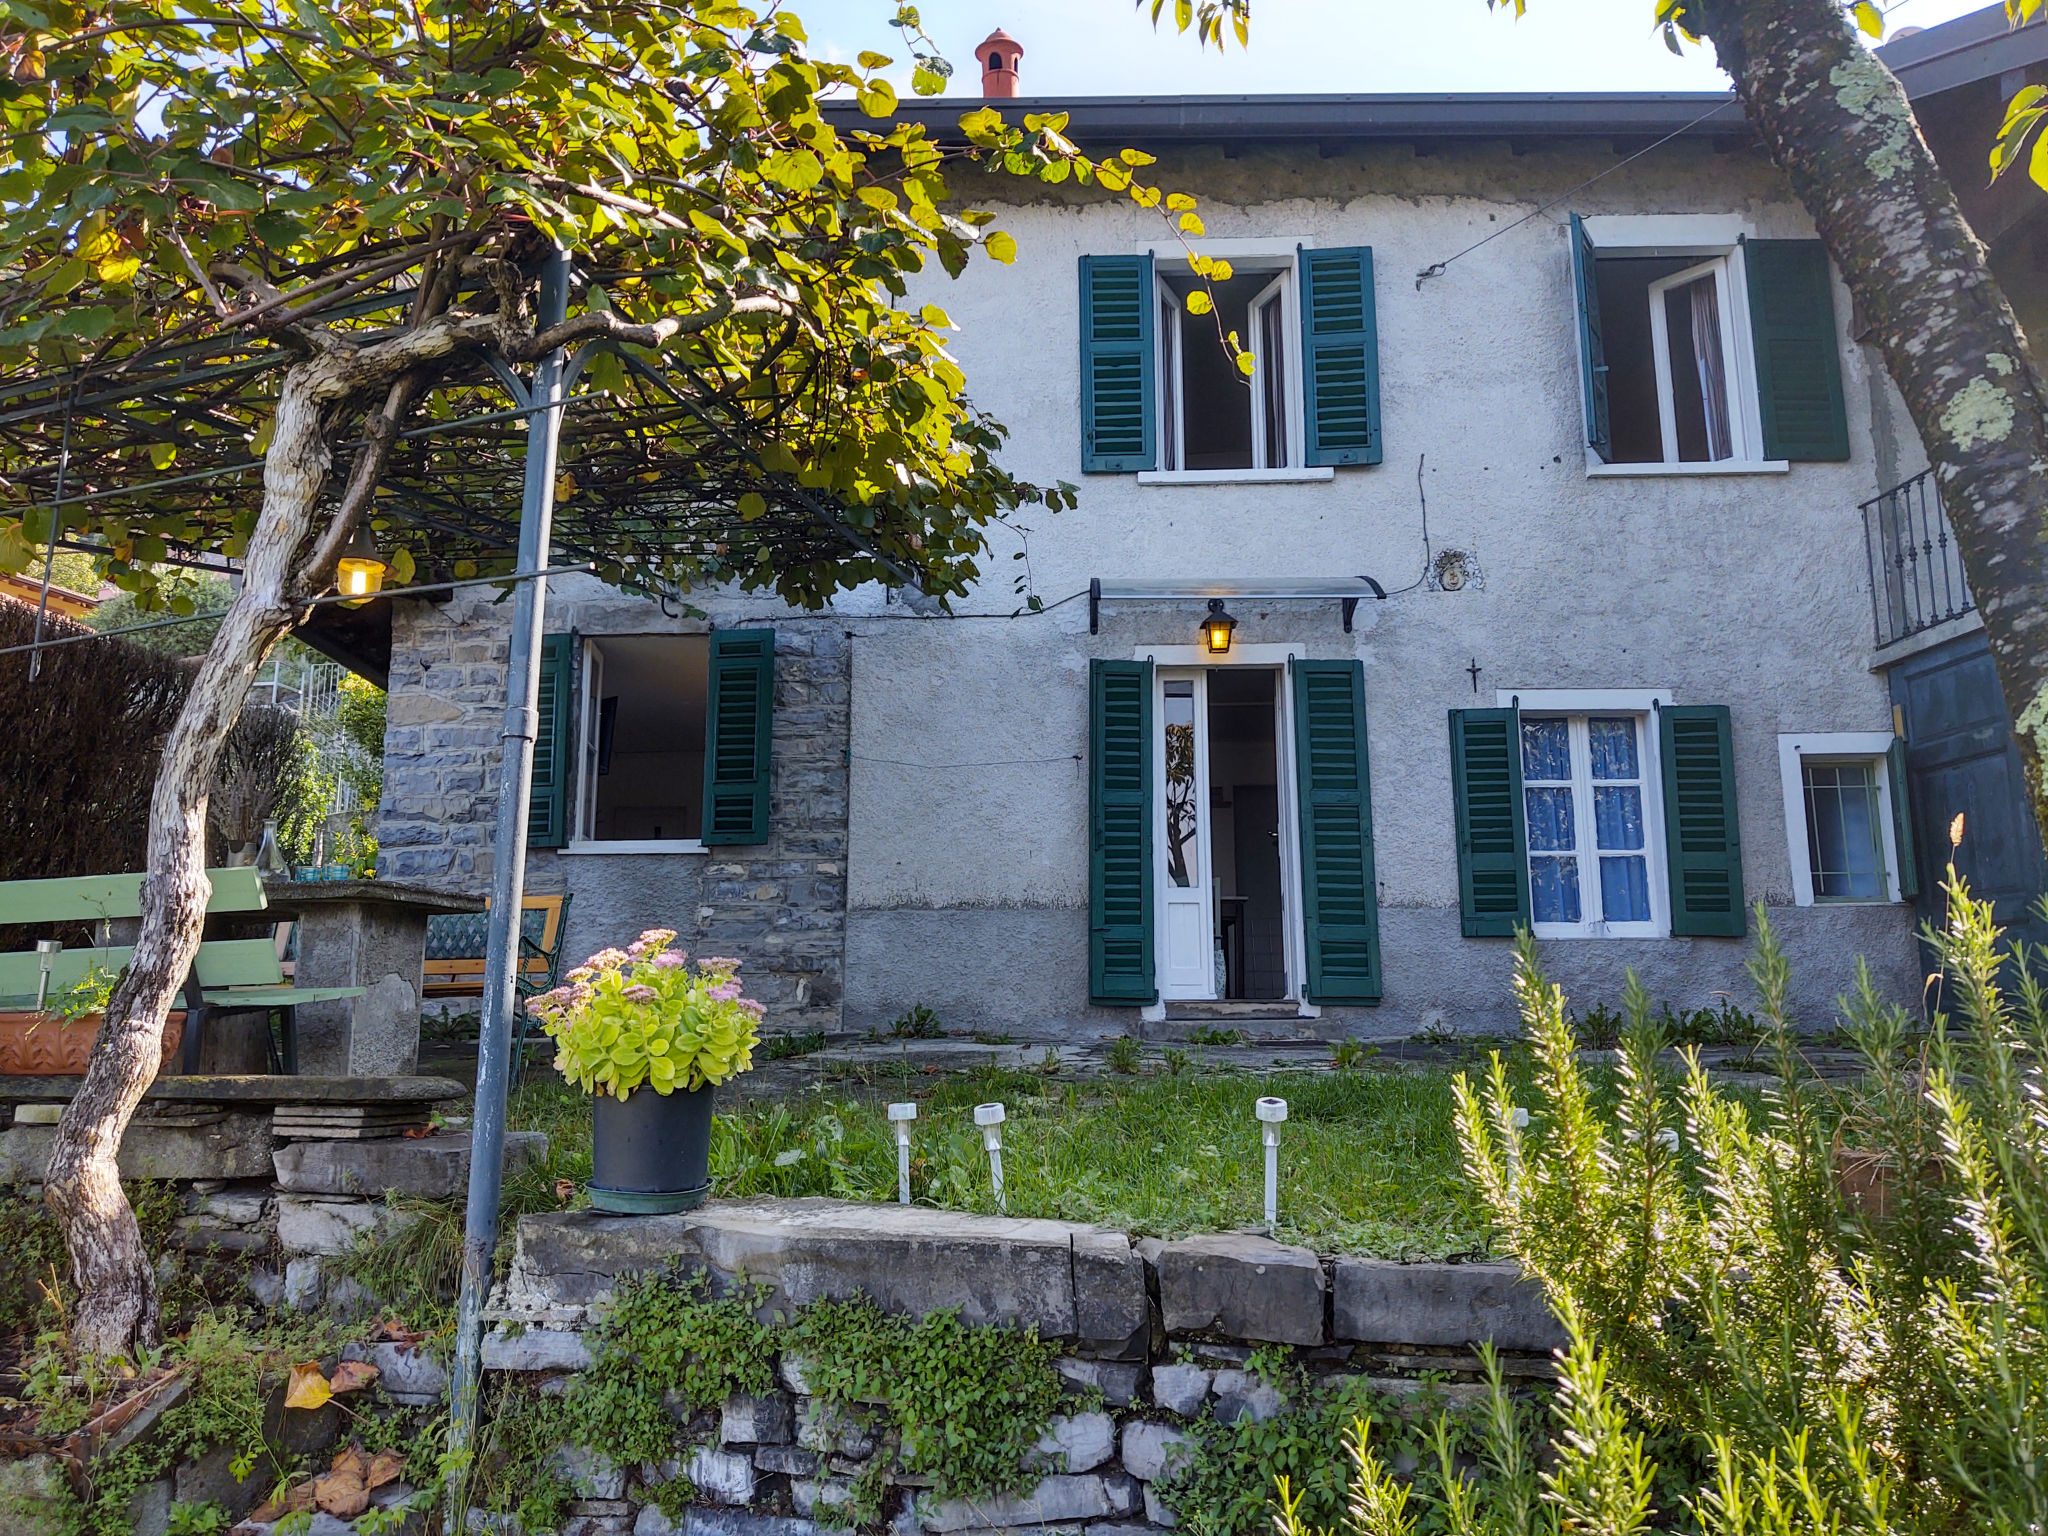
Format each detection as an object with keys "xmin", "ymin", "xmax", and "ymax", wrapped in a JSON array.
[{"xmin": 526, "ymin": 929, "xmax": 762, "ymax": 1213}]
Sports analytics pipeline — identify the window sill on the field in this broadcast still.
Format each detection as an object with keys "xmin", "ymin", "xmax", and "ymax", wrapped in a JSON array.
[
  {"xmin": 563, "ymin": 839, "xmax": 708, "ymax": 856},
  {"xmin": 1531, "ymin": 926, "xmax": 1671, "ymax": 942},
  {"xmin": 1585, "ymin": 458, "xmax": 1790, "ymax": 478},
  {"xmin": 1136, "ymin": 468, "xmax": 1335, "ymax": 486}
]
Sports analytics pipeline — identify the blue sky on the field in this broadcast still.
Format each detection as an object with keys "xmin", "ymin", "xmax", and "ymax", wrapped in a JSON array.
[{"xmin": 794, "ymin": 0, "xmax": 1999, "ymax": 95}]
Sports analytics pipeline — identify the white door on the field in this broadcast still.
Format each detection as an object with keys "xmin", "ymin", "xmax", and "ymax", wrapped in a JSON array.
[{"xmin": 1157, "ymin": 672, "xmax": 1216, "ymax": 999}]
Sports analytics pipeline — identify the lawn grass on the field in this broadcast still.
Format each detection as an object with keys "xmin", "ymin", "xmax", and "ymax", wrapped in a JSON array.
[{"xmin": 502, "ymin": 1058, "xmax": 1531, "ymax": 1261}]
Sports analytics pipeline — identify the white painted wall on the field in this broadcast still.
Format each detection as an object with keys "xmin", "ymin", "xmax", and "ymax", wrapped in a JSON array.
[{"xmin": 842, "ymin": 138, "xmax": 1920, "ymax": 1033}]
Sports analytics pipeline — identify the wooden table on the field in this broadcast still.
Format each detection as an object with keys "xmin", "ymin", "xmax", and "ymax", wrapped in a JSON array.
[{"xmin": 261, "ymin": 880, "xmax": 483, "ymax": 1076}]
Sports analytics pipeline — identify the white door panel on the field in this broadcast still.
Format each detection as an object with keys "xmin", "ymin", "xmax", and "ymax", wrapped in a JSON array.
[{"xmin": 1157, "ymin": 672, "xmax": 1215, "ymax": 999}]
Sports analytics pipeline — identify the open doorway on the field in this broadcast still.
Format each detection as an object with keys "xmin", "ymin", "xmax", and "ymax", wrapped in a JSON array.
[
  {"xmin": 1154, "ymin": 664, "xmax": 1295, "ymax": 1003},
  {"xmin": 1208, "ymin": 669, "xmax": 1287, "ymax": 1000}
]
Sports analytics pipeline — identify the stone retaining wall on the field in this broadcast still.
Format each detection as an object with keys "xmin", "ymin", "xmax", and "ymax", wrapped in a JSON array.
[{"xmin": 482, "ymin": 1201, "xmax": 1564, "ymax": 1536}]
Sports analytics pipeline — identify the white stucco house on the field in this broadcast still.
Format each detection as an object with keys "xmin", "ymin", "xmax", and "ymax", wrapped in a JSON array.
[{"xmin": 364, "ymin": 13, "xmax": 2048, "ymax": 1041}]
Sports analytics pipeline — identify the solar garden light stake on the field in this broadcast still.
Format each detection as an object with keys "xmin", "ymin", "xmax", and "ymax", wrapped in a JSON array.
[
  {"xmin": 34, "ymin": 940, "xmax": 60, "ymax": 1011},
  {"xmin": 1506, "ymin": 1106, "xmax": 1530, "ymax": 1194},
  {"xmin": 888, "ymin": 1102, "xmax": 917, "ymax": 1205},
  {"xmin": 1256, "ymin": 1096, "xmax": 1288, "ymax": 1231},
  {"xmin": 975, "ymin": 1102, "xmax": 1007, "ymax": 1212}
]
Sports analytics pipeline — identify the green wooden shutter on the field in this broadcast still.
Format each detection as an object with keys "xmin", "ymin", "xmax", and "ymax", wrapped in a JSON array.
[
  {"xmin": 1569, "ymin": 214, "xmax": 1612, "ymax": 462},
  {"xmin": 1292, "ymin": 660, "xmax": 1383, "ymax": 1003},
  {"xmin": 1090, "ymin": 659, "xmax": 1155, "ymax": 1004},
  {"xmin": 1079, "ymin": 255, "xmax": 1155, "ymax": 472},
  {"xmin": 527, "ymin": 633, "xmax": 573, "ymax": 849},
  {"xmin": 1744, "ymin": 239, "xmax": 1849, "ymax": 461},
  {"xmin": 1298, "ymin": 246, "xmax": 1382, "ymax": 467},
  {"xmin": 1660, "ymin": 704, "xmax": 1746, "ymax": 937},
  {"xmin": 1450, "ymin": 708, "xmax": 1531, "ymax": 937},
  {"xmin": 1888, "ymin": 737, "xmax": 1920, "ymax": 901},
  {"xmin": 701, "ymin": 628, "xmax": 776, "ymax": 845}
]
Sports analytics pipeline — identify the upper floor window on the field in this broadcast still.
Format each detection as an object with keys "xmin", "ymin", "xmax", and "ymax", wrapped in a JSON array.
[
  {"xmin": 1156, "ymin": 266, "xmax": 1295, "ymax": 472},
  {"xmin": 1079, "ymin": 247, "xmax": 1382, "ymax": 481},
  {"xmin": 1569, "ymin": 215, "xmax": 1851, "ymax": 473}
]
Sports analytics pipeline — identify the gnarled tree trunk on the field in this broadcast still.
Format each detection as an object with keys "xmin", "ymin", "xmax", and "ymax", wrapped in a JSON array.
[
  {"xmin": 41, "ymin": 359, "xmax": 340, "ymax": 1356},
  {"xmin": 1690, "ymin": 0, "xmax": 2048, "ymax": 829}
]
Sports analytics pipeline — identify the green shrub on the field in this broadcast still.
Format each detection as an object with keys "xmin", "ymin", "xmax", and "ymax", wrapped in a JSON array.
[
  {"xmin": 1434, "ymin": 876, "xmax": 2048, "ymax": 1536},
  {"xmin": 1104, "ymin": 1035, "xmax": 1142, "ymax": 1074}
]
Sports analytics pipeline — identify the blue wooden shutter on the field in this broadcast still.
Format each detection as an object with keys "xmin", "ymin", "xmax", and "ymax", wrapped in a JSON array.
[
  {"xmin": 1888, "ymin": 737, "xmax": 1920, "ymax": 901},
  {"xmin": 1660, "ymin": 704, "xmax": 1746, "ymax": 937},
  {"xmin": 527, "ymin": 634, "xmax": 573, "ymax": 849},
  {"xmin": 701, "ymin": 628, "xmax": 775, "ymax": 845},
  {"xmin": 1298, "ymin": 246, "xmax": 1382, "ymax": 467},
  {"xmin": 1744, "ymin": 239, "xmax": 1849, "ymax": 461},
  {"xmin": 1450, "ymin": 708, "xmax": 1530, "ymax": 937},
  {"xmin": 1090, "ymin": 659, "xmax": 1155, "ymax": 1004},
  {"xmin": 1569, "ymin": 214, "xmax": 1612, "ymax": 462},
  {"xmin": 1079, "ymin": 255, "xmax": 1155, "ymax": 472},
  {"xmin": 1292, "ymin": 659, "xmax": 1382, "ymax": 1003}
]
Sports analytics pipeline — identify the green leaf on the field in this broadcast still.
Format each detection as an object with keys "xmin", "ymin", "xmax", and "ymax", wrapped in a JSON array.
[
  {"xmin": 983, "ymin": 230, "xmax": 1016, "ymax": 264},
  {"xmin": 857, "ymin": 80, "xmax": 897, "ymax": 118}
]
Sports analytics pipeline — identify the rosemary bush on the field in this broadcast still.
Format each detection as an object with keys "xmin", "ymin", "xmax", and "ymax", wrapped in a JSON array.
[{"xmin": 1317, "ymin": 873, "xmax": 2048, "ymax": 1536}]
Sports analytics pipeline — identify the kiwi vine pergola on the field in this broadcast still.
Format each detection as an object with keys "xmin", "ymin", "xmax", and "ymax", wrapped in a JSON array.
[{"xmin": 1, "ymin": 250, "xmax": 900, "ymax": 1446}]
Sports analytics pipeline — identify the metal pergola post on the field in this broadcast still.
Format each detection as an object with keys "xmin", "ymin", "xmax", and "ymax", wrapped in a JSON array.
[{"xmin": 449, "ymin": 247, "xmax": 571, "ymax": 1467}]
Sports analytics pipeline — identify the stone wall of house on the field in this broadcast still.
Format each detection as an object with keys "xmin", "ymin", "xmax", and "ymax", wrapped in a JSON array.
[
  {"xmin": 378, "ymin": 579, "xmax": 851, "ymax": 1036},
  {"xmin": 482, "ymin": 1199, "xmax": 1564, "ymax": 1536}
]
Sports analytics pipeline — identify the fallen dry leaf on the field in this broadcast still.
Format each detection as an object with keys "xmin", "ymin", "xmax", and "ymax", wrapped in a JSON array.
[
  {"xmin": 366, "ymin": 1449, "xmax": 405, "ymax": 1489},
  {"xmin": 246, "ymin": 1497, "xmax": 285, "ymax": 1524},
  {"xmin": 555, "ymin": 1178, "xmax": 576, "ymax": 1203},
  {"xmin": 369, "ymin": 1318, "xmax": 425, "ymax": 1345},
  {"xmin": 327, "ymin": 1359, "xmax": 380, "ymax": 1395},
  {"xmin": 313, "ymin": 1467, "xmax": 369, "ymax": 1518},
  {"xmin": 402, "ymin": 1124, "xmax": 435, "ymax": 1138},
  {"xmin": 283, "ymin": 1362, "xmax": 331, "ymax": 1412}
]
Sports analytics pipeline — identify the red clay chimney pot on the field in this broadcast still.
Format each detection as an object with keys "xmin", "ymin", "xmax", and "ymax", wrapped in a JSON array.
[{"xmin": 977, "ymin": 28, "xmax": 1023, "ymax": 98}]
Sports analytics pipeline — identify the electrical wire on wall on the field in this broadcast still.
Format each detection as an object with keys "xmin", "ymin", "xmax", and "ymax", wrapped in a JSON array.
[{"xmin": 1411, "ymin": 98, "xmax": 1740, "ymax": 290}]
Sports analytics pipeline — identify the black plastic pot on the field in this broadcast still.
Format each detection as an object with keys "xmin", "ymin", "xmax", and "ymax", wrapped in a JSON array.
[{"xmin": 588, "ymin": 1080, "xmax": 715, "ymax": 1214}]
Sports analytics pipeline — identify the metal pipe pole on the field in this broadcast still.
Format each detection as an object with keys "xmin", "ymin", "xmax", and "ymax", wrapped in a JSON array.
[{"xmin": 449, "ymin": 248, "xmax": 571, "ymax": 1466}]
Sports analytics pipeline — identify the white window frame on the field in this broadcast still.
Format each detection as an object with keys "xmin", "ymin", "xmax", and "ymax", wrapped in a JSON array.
[
  {"xmin": 1647, "ymin": 258, "xmax": 1750, "ymax": 465},
  {"xmin": 1776, "ymin": 732, "xmax": 1904, "ymax": 905},
  {"xmin": 1575, "ymin": 215, "xmax": 1790, "ymax": 479},
  {"xmin": 565, "ymin": 635, "xmax": 709, "ymax": 856},
  {"xmin": 1499, "ymin": 687, "xmax": 1672, "ymax": 940},
  {"xmin": 1138, "ymin": 247, "xmax": 1330, "ymax": 486}
]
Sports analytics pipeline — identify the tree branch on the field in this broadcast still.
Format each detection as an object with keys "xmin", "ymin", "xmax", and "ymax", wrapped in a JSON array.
[
  {"xmin": 530, "ymin": 174, "xmax": 691, "ymax": 231},
  {"xmin": 292, "ymin": 372, "xmax": 426, "ymax": 603},
  {"xmin": 509, "ymin": 296, "xmax": 795, "ymax": 361}
]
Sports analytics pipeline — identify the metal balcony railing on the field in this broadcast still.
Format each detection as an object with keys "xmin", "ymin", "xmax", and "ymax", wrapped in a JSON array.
[{"xmin": 1862, "ymin": 469, "xmax": 1975, "ymax": 648}]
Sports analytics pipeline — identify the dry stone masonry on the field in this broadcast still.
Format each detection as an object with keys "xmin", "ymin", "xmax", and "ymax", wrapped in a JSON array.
[{"xmin": 479, "ymin": 1199, "xmax": 1566, "ymax": 1536}]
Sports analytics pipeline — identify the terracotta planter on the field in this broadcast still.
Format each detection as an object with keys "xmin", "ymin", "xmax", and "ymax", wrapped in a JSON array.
[{"xmin": 0, "ymin": 1011, "xmax": 185, "ymax": 1077}]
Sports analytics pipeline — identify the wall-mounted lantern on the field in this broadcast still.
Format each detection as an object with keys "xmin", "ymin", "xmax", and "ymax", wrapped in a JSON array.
[{"xmin": 1201, "ymin": 599, "xmax": 1237, "ymax": 655}]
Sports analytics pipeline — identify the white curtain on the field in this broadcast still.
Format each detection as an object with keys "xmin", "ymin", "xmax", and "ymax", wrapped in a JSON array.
[{"xmin": 1690, "ymin": 277, "xmax": 1733, "ymax": 461}]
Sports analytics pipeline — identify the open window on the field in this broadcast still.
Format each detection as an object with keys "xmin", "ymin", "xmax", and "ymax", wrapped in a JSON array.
[
  {"xmin": 1156, "ymin": 267, "xmax": 1294, "ymax": 472},
  {"xmin": 1079, "ymin": 247, "xmax": 1379, "ymax": 478},
  {"xmin": 1570, "ymin": 215, "xmax": 1848, "ymax": 470},
  {"xmin": 575, "ymin": 635, "xmax": 710, "ymax": 847}
]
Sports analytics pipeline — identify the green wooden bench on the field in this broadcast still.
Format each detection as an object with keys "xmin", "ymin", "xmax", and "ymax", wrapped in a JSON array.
[{"xmin": 0, "ymin": 868, "xmax": 363, "ymax": 1075}]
